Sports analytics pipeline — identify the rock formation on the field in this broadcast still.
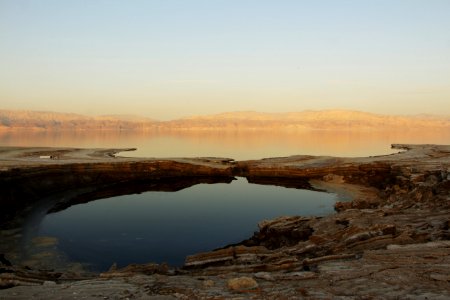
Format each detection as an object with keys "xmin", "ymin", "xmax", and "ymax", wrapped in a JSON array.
[{"xmin": 0, "ymin": 144, "xmax": 449, "ymax": 299}]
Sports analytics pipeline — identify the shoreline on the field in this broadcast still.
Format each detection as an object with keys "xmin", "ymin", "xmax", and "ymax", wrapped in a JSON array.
[{"xmin": 0, "ymin": 144, "xmax": 449, "ymax": 298}]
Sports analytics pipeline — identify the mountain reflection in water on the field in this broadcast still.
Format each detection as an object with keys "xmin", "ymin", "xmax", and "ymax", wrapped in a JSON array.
[{"xmin": 1, "ymin": 129, "xmax": 449, "ymax": 159}]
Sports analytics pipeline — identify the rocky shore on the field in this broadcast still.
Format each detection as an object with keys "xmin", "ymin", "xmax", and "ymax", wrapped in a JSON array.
[{"xmin": 0, "ymin": 144, "xmax": 449, "ymax": 299}]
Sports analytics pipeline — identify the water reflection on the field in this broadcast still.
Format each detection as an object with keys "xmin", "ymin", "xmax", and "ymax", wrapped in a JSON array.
[
  {"xmin": 1, "ymin": 129, "xmax": 448, "ymax": 159},
  {"xmin": 38, "ymin": 177, "xmax": 336, "ymax": 271}
]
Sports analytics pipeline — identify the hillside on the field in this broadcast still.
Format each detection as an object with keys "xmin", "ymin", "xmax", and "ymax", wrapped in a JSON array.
[
  {"xmin": 167, "ymin": 110, "xmax": 450, "ymax": 130},
  {"xmin": 0, "ymin": 109, "xmax": 448, "ymax": 131},
  {"xmin": 0, "ymin": 110, "xmax": 157, "ymax": 130}
]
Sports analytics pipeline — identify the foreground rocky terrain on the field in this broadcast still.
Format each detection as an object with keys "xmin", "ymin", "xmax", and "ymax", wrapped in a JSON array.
[{"xmin": 0, "ymin": 144, "xmax": 449, "ymax": 299}]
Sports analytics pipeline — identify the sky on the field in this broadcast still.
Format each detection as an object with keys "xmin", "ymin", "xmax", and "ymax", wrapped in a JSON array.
[{"xmin": 0, "ymin": 0, "xmax": 449, "ymax": 120}]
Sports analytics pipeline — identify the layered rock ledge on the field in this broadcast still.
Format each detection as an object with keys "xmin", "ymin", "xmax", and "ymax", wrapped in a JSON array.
[{"xmin": 0, "ymin": 144, "xmax": 449, "ymax": 299}]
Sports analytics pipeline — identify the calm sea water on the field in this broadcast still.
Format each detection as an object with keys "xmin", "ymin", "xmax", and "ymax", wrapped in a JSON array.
[
  {"xmin": 1, "ymin": 128, "xmax": 449, "ymax": 159},
  {"xmin": 38, "ymin": 177, "xmax": 336, "ymax": 270}
]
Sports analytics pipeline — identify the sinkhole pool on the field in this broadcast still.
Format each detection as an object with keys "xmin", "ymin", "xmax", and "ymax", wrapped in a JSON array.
[{"xmin": 38, "ymin": 177, "xmax": 337, "ymax": 271}]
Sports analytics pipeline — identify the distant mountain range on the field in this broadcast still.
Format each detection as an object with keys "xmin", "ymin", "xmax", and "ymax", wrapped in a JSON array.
[{"xmin": 0, "ymin": 109, "xmax": 449, "ymax": 131}]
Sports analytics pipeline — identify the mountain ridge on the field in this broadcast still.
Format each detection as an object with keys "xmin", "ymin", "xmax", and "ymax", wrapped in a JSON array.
[{"xmin": 0, "ymin": 109, "xmax": 448, "ymax": 131}]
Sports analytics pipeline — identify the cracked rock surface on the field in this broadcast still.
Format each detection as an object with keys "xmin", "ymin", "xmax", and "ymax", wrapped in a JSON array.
[{"xmin": 0, "ymin": 144, "xmax": 449, "ymax": 299}]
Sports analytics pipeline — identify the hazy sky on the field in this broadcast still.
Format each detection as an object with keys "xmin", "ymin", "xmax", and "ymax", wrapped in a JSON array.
[{"xmin": 1, "ymin": 0, "xmax": 449, "ymax": 119}]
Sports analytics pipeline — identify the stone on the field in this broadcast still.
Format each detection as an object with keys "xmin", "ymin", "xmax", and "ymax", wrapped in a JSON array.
[
  {"xmin": 108, "ymin": 262, "xmax": 117, "ymax": 272},
  {"xmin": 254, "ymin": 272, "xmax": 274, "ymax": 281},
  {"xmin": 227, "ymin": 277, "xmax": 259, "ymax": 292},
  {"xmin": 430, "ymin": 274, "xmax": 450, "ymax": 282},
  {"xmin": 202, "ymin": 279, "xmax": 215, "ymax": 287}
]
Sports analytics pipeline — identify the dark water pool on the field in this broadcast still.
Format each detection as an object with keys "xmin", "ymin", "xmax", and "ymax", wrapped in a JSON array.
[{"xmin": 38, "ymin": 177, "xmax": 336, "ymax": 271}]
